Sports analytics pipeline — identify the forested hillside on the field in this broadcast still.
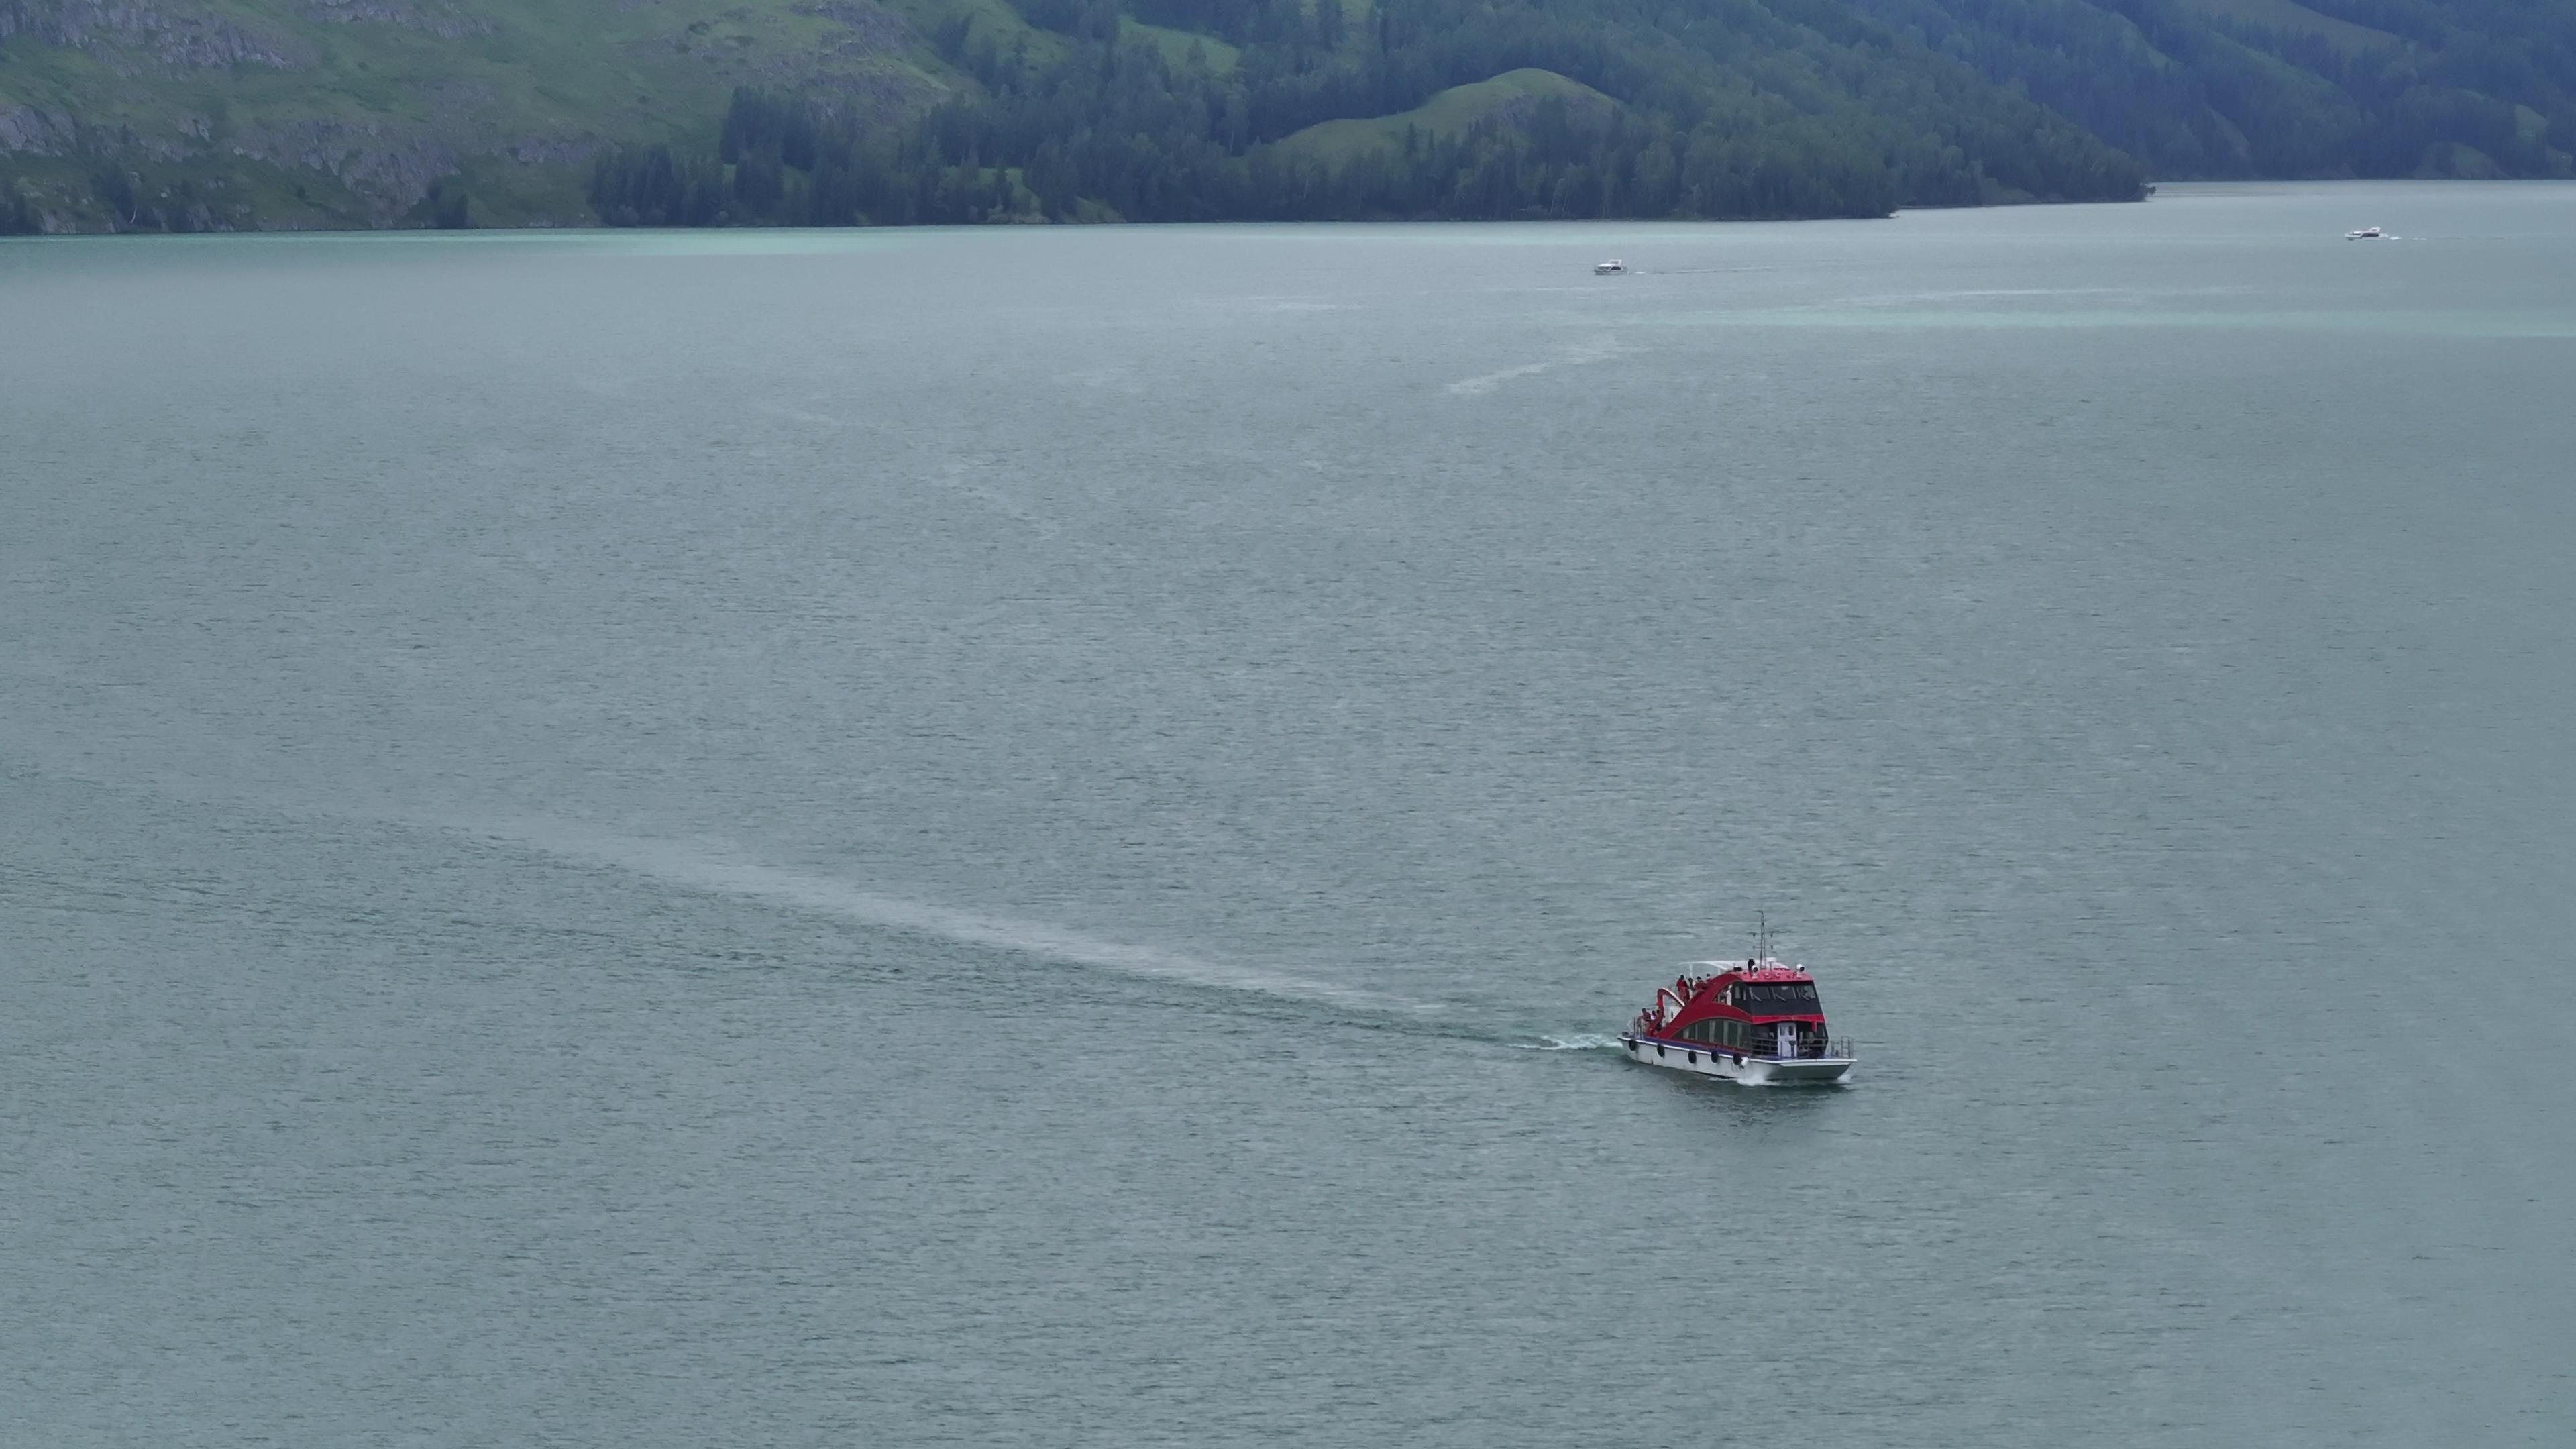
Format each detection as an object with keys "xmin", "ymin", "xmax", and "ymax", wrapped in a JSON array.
[
  {"xmin": 587, "ymin": 0, "xmax": 2147, "ymax": 228},
  {"xmin": 3, "ymin": 0, "xmax": 2571, "ymax": 233},
  {"xmin": 1845, "ymin": 0, "xmax": 2576, "ymax": 178}
]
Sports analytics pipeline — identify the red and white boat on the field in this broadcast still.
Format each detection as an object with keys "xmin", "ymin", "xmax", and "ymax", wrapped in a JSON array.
[{"xmin": 1621, "ymin": 943, "xmax": 1854, "ymax": 1085}]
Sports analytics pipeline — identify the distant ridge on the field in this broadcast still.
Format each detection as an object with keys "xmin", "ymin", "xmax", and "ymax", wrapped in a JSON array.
[{"xmin": 3, "ymin": 0, "xmax": 2570, "ymax": 232}]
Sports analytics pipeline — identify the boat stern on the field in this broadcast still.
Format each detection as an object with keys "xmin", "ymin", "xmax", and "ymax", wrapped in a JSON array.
[{"xmin": 1735, "ymin": 1054, "xmax": 1854, "ymax": 1085}]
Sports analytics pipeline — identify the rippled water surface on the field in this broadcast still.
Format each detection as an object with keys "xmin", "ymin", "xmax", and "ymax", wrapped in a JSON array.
[{"xmin": 5, "ymin": 182, "xmax": 2574, "ymax": 1445}]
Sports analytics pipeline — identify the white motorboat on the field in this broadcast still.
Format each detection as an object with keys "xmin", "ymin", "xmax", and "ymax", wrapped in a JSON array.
[
  {"xmin": 2346, "ymin": 226, "xmax": 2383, "ymax": 240},
  {"xmin": 1594, "ymin": 258, "xmax": 1626, "ymax": 274}
]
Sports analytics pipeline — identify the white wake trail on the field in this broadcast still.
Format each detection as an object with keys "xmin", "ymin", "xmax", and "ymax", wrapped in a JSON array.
[
  {"xmin": 466, "ymin": 818, "xmax": 1399, "ymax": 1010},
  {"xmin": 1446, "ymin": 335, "xmax": 1627, "ymax": 396},
  {"xmin": 1522, "ymin": 1032, "xmax": 1626, "ymax": 1051}
]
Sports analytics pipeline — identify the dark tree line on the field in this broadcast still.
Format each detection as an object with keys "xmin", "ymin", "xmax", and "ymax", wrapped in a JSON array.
[
  {"xmin": 84, "ymin": 168, "xmax": 221, "ymax": 232},
  {"xmin": 423, "ymin": 180, "xmax": 474, "ymax": 229}
]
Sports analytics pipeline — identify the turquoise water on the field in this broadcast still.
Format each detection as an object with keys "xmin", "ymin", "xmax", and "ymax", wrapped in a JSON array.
[{"xmin": 5, "ymin": 181, "xmax": 2573, "ymax": 1444}]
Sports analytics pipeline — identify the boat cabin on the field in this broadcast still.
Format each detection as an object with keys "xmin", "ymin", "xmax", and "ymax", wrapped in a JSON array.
[{"xmin": 1638, "ymin": 961, "xmax": 1833, "ymax": 1059}]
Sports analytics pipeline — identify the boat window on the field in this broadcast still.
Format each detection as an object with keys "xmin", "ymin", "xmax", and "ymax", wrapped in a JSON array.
[
  {"xmin": 1688, "ymin": 1018, "xmax": 1764, "ymax": 1046},
  {"xmin": 1734, "ymin": 982, "xmax": 1821, "ymax": 1014}
]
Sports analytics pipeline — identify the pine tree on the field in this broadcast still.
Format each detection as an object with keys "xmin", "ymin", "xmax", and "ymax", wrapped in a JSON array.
[{"xmin": 0, "ymin": 187, "xmax": 39, "ymax": 237}]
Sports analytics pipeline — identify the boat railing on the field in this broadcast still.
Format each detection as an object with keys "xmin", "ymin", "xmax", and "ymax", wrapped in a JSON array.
[
  {"xmin": 1755, "ymin": 1039, "xmax": 1856, "ymax": 1062},
  {"xmin": 1631, "ymin": 1032, "xmax": 1858, "ymax": 1062}
]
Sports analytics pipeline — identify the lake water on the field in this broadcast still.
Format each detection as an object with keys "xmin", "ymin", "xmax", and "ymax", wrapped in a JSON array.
[{"xmin": 5, "ymin": 181, "xmax": 2573, "ymax": 1446}]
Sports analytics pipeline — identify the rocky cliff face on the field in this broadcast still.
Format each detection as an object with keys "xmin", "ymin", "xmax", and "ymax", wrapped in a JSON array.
[
  {"xmin": 1, "ymin": 0, "xmax": 304, "ymax": 67},
  {"xmin": 0, "ymin": 103, "xmax": 76, "ymax": 154},
  {"xmin": 299, "ymin": 0, "xmax": 492, "ymax": 40}
]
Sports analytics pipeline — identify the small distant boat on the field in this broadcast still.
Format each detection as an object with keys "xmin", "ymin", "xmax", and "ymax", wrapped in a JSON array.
[
  {"xmin": 1620, "ymin": 921, "xmax": 1854, "ymax": 1085},
  {"xmin": 2346, "ymin": 226, "xmax": 2384, "ymax": 240},
  {"xmin": 1594, "ymin": 258, "xmax": 1626, "ymax": 274}
]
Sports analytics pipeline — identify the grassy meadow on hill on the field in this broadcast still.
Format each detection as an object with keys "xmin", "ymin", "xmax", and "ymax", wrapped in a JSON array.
[{"xmin": 1270, "ymin": 69, "xmax": 1619, "ymax": 165}]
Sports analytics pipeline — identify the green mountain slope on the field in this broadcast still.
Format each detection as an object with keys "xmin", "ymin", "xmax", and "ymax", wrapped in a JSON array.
[
  {"xmin": 594, "ymin": 0, "xmax": 2151, "ymax": 229},
  {"xmin": 0, "ymin": 0, "xmax": 981, "ymax": 227},
  {"xmin": 2171, "ymin": 0, "xmax": 2406, "ymax": 56},
  {"xmin": 3, "ymin": 0, "xmax": 2571, "ymax": 233},
  {"xmin": 1272, "ymin": 68, "xmax": 1617, "ymax": 163},
  {"xmin": 1836, "ymin": 0, "xmax": 2576, "ymax": 177}
]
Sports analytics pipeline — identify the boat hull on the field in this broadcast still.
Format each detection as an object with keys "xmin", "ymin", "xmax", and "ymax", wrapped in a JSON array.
[{"xmin": 1620, "ymin": 1033, "xmax": 1852, "ymax": 1085}]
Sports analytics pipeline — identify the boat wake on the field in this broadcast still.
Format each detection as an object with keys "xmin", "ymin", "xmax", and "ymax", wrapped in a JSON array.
[
  {"xmin": 461, "ymin": 817, "xmax": 1411, "ymax": 1012},
  {"xmin": 1445, "ymin": 335, "xmax": 1625, "ymax": 396},
  {"xmin": 1522, "ymin": 1032, "xmax": 1627, "ymax": 1052},
  {"xmin": 421, "ymin": 817, "xmax": 1646, "ymax": 1057}
]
